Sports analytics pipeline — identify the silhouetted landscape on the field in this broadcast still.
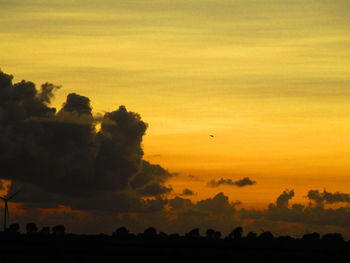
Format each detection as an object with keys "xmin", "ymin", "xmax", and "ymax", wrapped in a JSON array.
[
  {"xmin": 2, "ymin": 0, "xmax": 350, "ymax": 261},
  {"xmin": 1, "ymin": 65, "xmax": 350, "ymax": 261},
  {"xmin": 1, "ymin": 223, "xmax": 350, "ymax": 262}
]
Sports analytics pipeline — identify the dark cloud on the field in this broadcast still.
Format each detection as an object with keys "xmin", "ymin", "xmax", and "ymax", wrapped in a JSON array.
[
  {"xmin": 275, "ymin": 189, "xmax": 294, "ymax": 208},
  {"xmin": 7, "ymin": 186, "xmax": 350, "ymax": 238},
  {"xmin": 242, "ymin": 189, "xmax": 350, "ymax": 230},
  {"xmin": 168, "ymin": 196, "xmax": 193, "ymax": 210},
  {"xmin": 135, "ymin": 182, "xmax": 172, "ymax": 197},
  {"xmin": 188, "ymin": 174, "xmax": 204, "ymax": 182},
  {"xmin": 130, "ymin": 160, "xmax": 174, "ymax": 197},
  {"xmin": 61, "ymin": 93, "xmax": 92, "ymax": 115},
  {"xmin": 0, "ymin": 71, "xmax": 172, "ymax": 212},
  {"xmin": 0, "ymin": 180, "xmax": 4, "ymax": 191},
  {"xmin": 196, "ymin": 192, "xmax": 236, "ymax": 215},
  {"xmin": 307, "ymin": 189, "xmax": 350, "ymax": 204},
  {"xmin": 168, "ymin": 192, "xmax": 238, "ymax": 215},
  {"xmin": 2, "ymin": 71, "xmax": 350, "ymax": 237},
  {"xmin": 164, "ymin": 192, "xmax": 241, "ymax": 235},
  {"xmin": 208, "ymin": 177, "xmax": 256, "ymax": 187},
  {"xmin": 8, "ymin": 192, "xmax": 241, "ymax": 235},
  {"xmin": 180, "ymin": 188, "xmax": 195, "ymax": 196}
]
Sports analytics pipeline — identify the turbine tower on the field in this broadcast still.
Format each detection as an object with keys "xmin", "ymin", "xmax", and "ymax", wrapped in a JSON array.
[{"xmin": 1, "ymin": 189, "xmax": 21, "ymax": 232}]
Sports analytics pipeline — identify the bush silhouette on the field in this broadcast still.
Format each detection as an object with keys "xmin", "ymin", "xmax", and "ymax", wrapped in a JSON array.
[
  {"xmin": 113, "ymin": 226, "xmax": 129, "ymax": 238},
  {"xmin": 185, "ymin": 228, "xmax": 200, "ymax": 239},
  {"xmin": 302, "ymin": 232, "xmax": 320, "ymax": 242},
  {"xmin": 246, "ymin": 232, "xmax": 257, "ymax": 240},
  {"xmin": 322, "ymin": 233, "xmax": 344, "ymax": 243},
  {"xmin": 39, "ymin": 226, "xmax": 50, "ymax": 235},
  {"xmin": 52, "ymin": 225, "xmax": 65, "ymax": 235},
  {"xmin": 143, "ymin": 227, "xmax": 157, "ymax": 239},
  {"xmin": 206, "ymin": 229, "xmax": 221, "ymax": 240},
  {"xmin": 259, "ymin": 231, "xmax": 274, "ymax": 241},
  {"xmin": 26, "ymin": 222, "xmax": 38, "ymax": 235},
  {"xmin": 8, "ymin": 223, "xmax": 20, "ymax": 233},
  {"xmin": 228, "ymin": 227, "xmax": 243, "ymax": 240}
]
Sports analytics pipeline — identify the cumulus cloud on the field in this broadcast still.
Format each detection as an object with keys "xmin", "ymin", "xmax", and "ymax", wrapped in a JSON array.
[
  {"xmin": 180, "ymin": 188, "xmax": 195, "ymax": 196},
  {"xmin": 168, "ymin": 192, "xmax": 238, "ymax": 215},
  {"xmin": 196, "ymin": 192, "xmax": 236, "ymax": 215},
  {"xmin": 208, "ymin": 177, "xmax": 256, "ymax": 187},
  {"xmin": 307, "ymin": 189, "xmax": 350, "ymax": 204},
  {"xmin": 242, "ymin": 189, "xmax": 350, "ymax": 230},
  {"xmin": 275, "ymin": 189, "xmax": 294, "ymax": 208},
  {"xmin": 164, "ymin": 192, "xmax": 241, "ymax": 235},
  {"xmin": 0, "ymin": 71, "xmax": 172, "ymax": 212},
  {"xmin": 168, "ymin": 196, "xmax": 193, "ymax": 210},
  {"xmin": 2, "ymin": 71, "xmax": 350, "ymax": 237},
  {"xmin": 130, "ymin": 160, "xmax": 173, "ymax": 197}
]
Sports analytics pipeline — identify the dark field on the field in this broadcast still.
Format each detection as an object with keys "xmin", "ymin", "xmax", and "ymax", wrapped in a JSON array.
[{"xmin": 1, "ymin": 232, "xmax": 350, "ymax": 263}]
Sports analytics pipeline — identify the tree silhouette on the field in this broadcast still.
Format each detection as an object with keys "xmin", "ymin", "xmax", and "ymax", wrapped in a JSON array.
[
  {"xmin": 322, "ymin": 233, "xmax": 344, "ymax": 244},
  {"xmin": 39, "ymin": 226, "xmax": 50, "ymax": 235},
  {"xmin": 228, "ymin": 227, "xmax": 243, "ymax": 240},
  {"xmin": 246, "ymin": 232, "xmax": 257, "ymax": 240},
  {"xmin": 259, "ymin": 231, "xmax": 274, "ymax": 241},
  {"xmin": 26, "ymin": 222, "xmax": 38, "ymax": 235},
  {"xmin": 302, "ymin": 232, "xmax": 320, "ymax": 242},
  {"xmin": 8, "ymin": 223, "xmax": 20, "ymax": 234},
  {"xmin": 143, "ymin": 227, "xmax": 157, "ymax": 239},
  {"xmin": 113, "ymin": 226, "xmax": 129, "ymax": 238},
  {"xmin": 52, "ymin": 225, "xmax": 65, "ymax": 235},
  {"xmin": 206, "ymin": 229, "xmax": 221, "ymax": 240},
  {"xmin": 185, "ymin": 228, "xmax": 200, "ymax": 239}
]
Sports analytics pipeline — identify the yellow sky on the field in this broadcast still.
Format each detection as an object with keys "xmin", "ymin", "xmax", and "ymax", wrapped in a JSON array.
[{"xmin": 1, "ymin": 0, "xmax": 349, "ymax": 208}]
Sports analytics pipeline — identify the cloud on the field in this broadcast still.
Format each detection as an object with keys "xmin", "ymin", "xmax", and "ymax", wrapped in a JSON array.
[
  {"xmin": 307, "ymin": 189, "xmax": 350, "ymax": 204},
  {"xmin": 188, "ymin": 175, "xmax": 204, "ymax": 182},
  {"xmin": 168, "ymin": 196, "xmax": 193, "ymax": 210},
  {"xmin": 196, "ymin": 192, "xmax": 236, "ymax": 215},
  {"xmin": 168, "ymin": 192, "xmax": 238, "ymax": 216},
  {"xmin": 208, "ymin": 177, "xmax": 256, "ymax": 187},
  {"xmin": 275, "ymin": 189, "xmax": 294, "ymax": 208},
  {"xmin": 130, "ymin": 160, "xmax": 174, "ymax": 197},
  {"xmin": 180, "ymin": 188, "xmax": 195, "ymax": 196},
  {"xmin": 0, "ymin": 180, "xmax": 5, "ymax": 191},
  {"xmin": 2, "ymin": 71, "xmax": 350, "ymax": 237},
  {"xmin": 242, "ymin": 189, "xmax": 350, "ymax": 230},
  {"xmin": 0, "ymin": 71, "xmax": 172, "ymax": 212},
  {"xmin": 165, "ymin": 192, "xmax": 241, "ymax": 235}
]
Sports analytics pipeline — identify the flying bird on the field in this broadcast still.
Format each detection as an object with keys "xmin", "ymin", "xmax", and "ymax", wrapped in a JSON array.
[{"xmin": 209, "ymin": 135, "xmax": 214, "ymax": 138}]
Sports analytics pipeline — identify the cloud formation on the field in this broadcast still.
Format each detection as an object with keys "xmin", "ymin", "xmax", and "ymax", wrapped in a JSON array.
[
  {"xmin": 0, "ymin": 71, "xmax": 172, "ymax": 212},
  {"xmin": 208, "ymin": 177, "xmax": 256, "ymax": 188},
  {"xmin": 242, "ymin": 189, "xmax": 350, "ymax": 231},
  {"xmin": 180, "ymin": 188, "xmax": 195, "ymax": 196},
  {"xmin": 275, "ymin": 189, "xmax": 294, "ymax": 208},
  {"xmin": 2, "ymin": 71, "xmax": 350, "ymax": 238},
  {"xmin": 307, "ymin": 189, "xmax": 350, "ymax": 204},
  {"xmin": 0, "ymin": 180, "xmax": 4, "ymax": 191}
]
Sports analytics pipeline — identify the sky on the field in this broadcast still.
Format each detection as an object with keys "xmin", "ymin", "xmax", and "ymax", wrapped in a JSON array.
[{"xmin": 0, "ymin": 0, "xmax": 350, "ymax": 236}]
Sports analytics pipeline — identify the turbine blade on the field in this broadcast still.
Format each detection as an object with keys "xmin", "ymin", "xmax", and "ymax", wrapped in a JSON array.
[{"xmin": 7, "ymin": 188, "xmax": 21, "ymax": 201}]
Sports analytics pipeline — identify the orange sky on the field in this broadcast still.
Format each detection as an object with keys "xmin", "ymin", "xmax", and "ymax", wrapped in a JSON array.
[{"xmin": 1, "ymin": 0, "xmax": 349, "ymax": 209}]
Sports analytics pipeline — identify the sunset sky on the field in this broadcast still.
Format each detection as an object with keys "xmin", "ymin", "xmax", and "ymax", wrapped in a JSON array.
[{"xmin": 1, "ymin": 0, "xmax": 350, "ymax": 235}]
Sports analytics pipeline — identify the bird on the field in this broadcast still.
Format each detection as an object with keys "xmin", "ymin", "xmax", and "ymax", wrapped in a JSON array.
[{"xmin": 209, "ymin": 135, "xmax": 214, "ymax": 138}]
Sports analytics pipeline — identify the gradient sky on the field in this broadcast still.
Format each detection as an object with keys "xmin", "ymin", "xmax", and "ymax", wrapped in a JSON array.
[{"xmin": 1, "ymin": 0, "xmax": 349, "ymax": 210}]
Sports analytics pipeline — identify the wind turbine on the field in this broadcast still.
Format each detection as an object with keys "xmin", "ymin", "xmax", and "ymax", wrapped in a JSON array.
[{"xmin": 1, "ymin": 189, "xmax": 21, "ymax": 232}]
